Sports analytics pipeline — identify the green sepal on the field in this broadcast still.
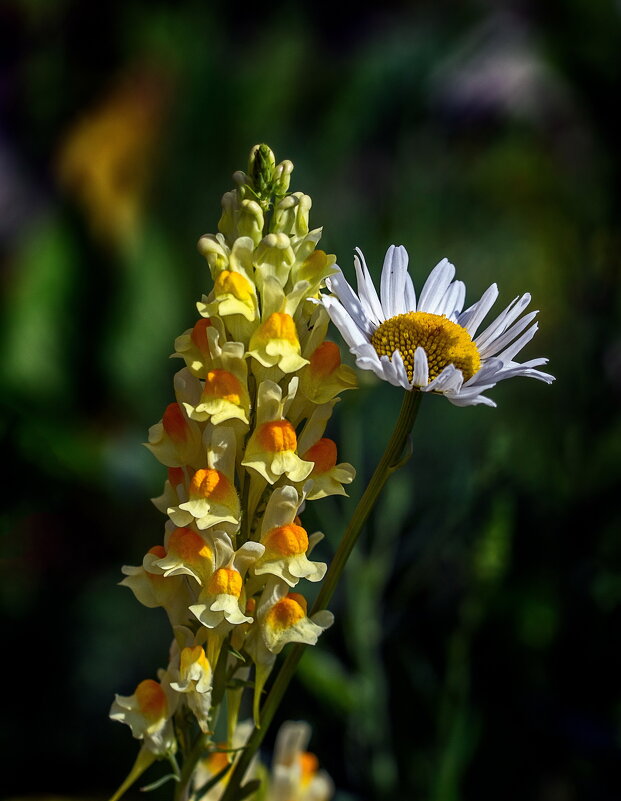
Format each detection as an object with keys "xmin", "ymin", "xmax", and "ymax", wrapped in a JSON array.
[
  {"xmin": 108, "ymin": 745, "xmax": 157, "ymax": 801},
  {"xmin": 235, "ymin": 779, "xmax": 261, "ymax": 801},
  {"xmin": 139, "ymin": 772, "xmax": 179, "ymax": 792}
]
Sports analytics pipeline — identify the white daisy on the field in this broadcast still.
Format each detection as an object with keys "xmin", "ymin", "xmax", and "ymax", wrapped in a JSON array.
[{"xmin": 319, "ymin": 245, "xmax": 554, "ymax": 407}]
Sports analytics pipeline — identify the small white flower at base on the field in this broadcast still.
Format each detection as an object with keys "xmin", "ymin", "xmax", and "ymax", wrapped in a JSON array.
[
  {"xmin": 110, "ymin": 677, "xmax": 177, "ymax": 756},
  {"xmin": 245, "ymin": 579, "xmax": 333, "ymax": 724},
  {"xmin": 170, "ymin": 644, "xmax": 214, "ymax": 734},
  {"xmin": 319, "ymin": 245, "xmax": 554, "ymax": 407},
  {"xmin": 268, "ymin": 721, "xmax": 334, "ymax": 801}
]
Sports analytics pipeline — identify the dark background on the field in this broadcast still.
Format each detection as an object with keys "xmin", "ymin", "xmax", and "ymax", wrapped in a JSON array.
[{"xmin": 1, "ymin": 1, "xmax": 620, "ymax": 799}]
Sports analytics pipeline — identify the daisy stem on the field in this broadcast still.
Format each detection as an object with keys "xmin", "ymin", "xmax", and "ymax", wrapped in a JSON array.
[{"xmin": 219, "ymin": 389, "xmax": 422, "ymax": 801}]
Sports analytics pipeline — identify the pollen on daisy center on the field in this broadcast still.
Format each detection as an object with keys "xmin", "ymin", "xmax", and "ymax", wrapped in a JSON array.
[
  {"xmin": 135, "ymin": 679, "xmax": 167, "ymax": 722},
  {"xmin": 202, "ymin": 369, "xmax": 242, "ymax": 404},
  {"xmin": 257, "ymin": 420, "xmax": 297, "ymax": 453},
  {"xmin": 207, "ymin": 567, "xmax": 242, "ymax": 596},
  {"xmin": 263, "ymin": 523, "xmax": 309, "ymax": 556},
  {"xmin": 370, "ymin": 311, "xmax": 481, "ymax": 383}
]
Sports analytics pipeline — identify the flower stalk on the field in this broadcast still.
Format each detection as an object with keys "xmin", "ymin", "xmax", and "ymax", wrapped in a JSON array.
[
  {"xmin": 219, "ymin": 389, "xmax": 422, "ymax": 801},
  {"xmin": 109, "ymin": 145, "xmax": 355, "ymax": 801}
]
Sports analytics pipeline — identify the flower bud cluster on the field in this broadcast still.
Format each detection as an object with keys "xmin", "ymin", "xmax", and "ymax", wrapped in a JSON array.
[{"xmin": 110, "ymin": 146, "xmax": 356, "ymax": 774}]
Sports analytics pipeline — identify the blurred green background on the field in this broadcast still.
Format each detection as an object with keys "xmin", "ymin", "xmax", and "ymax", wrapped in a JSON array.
[{"xmin": 1, "ymin": 1, "xmax": 620, "ymax": 800}]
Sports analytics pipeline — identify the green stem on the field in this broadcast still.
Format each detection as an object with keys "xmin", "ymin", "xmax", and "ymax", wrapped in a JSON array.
[
  {"xmin": 174, "ymin": 733, "xmax": 210, "ymax": 801},
  {"xmin": 219, "ymin": 390, "xmax": 422, "ymax": 801}
]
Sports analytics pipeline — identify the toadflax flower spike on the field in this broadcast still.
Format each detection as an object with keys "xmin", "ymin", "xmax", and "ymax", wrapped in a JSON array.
[{"xmin": 319, "ymin": 245, "xmax": 554, "ymax": 407}]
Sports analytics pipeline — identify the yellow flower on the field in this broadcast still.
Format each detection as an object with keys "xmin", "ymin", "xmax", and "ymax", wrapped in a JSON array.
[
  {"xmin": 242, "ymin": 381, "xmax": 313, "ymax": 485},
  {"xmin": 190, "ymin": 537, "xmax": 264, "ymax": 628},
  {"xmin": 251, "ymin": 486, "xmax": 326, "ymax": 587}
]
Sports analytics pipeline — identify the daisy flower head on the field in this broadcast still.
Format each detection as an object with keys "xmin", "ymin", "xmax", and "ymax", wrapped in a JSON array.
[{"xmin": 319, "ymin": 245, "xmax": 554, "ymax": 407}]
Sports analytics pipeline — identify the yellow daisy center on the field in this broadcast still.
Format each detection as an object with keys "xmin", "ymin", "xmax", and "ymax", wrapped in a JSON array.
[{"xmin": 370, "ymin": 311, "xmax": 481, "ymax": 383}]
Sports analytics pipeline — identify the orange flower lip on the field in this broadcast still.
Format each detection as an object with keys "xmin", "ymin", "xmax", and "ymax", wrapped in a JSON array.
[
  {"xmin": 263, "ymin": 523, "xmax": 308, "ymax": 557},
  {"xmin": 302, "ymin": 438, "xmax": 337, "ymax": 474},
  {"xmin": 135, "ymin": 679, "xmax": 167, "ymax": 722},
  {"xmin": 214, "ymin": 270, "xmax": 253, "ymax": 301},
  {"xmin": 189, "ymin": 468, "xmax": 233, "ymax": 502},
  {"xmin": 202, "ymin": 369, "xmax": 242, "ymax": 405},
  {"xmin": 168, "ymin": 467, "xmax": 185, "ymax": 486},
  {"xmin": 162, "ymin": 402, "xmax": 188, "ymax": 442},
  {"xmin": 167, "ymin": 527, "xmax": 212, "ymax": 562},
  {"xmin": 299, "ymin": 751, "xmax": 319, "ymax": 785},
  {"xmin": 206, "ymin": 749, "xmax": 231, "ymax": 774},
  {"xmin": 207, "ymin": 567, "xmax": 242, "ymax": 596},
  {"xmin": 310, "ymin": 341, "xmax": 341, "ymax": 378},
  {"xmin": 191, "ymin": 318, "xmax": 213, "ymax": 354},
  {"xmin": 257, "ymin": 420, "xmax": 297, "ymax": 453},
  {"xmin": 257, "ymin": 312, "xmax": 298, "ymax": 343},
  {"xmin": 265, "ymin": 595, "xmax": 306, "ymax": 630}
]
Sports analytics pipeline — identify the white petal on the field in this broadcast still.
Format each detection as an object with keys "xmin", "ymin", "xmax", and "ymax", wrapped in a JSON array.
[
  {"xmin": 417, "ymin": 258, "xmax": 456, "ymax": 314},
  {"xmin": 457, "ymin": 283, "xmax": 499, "ymax": 335},
  {"xmin": 436, "ymin": 280, "xmax": 466, "ymax": 318},
  {"xmin": 380, "ymin": 245, "xmax": 397, "ymax": 318},
  {"xmin": 354, "ymin": 248, "xmax": 384, "ymax": 325},
  {"xmin": 326, "ymin": 269, "xmax": 374, "ymax": 337},
  {"xmin": 475, "ymin": 293, "xmax": 531, "ymax": 351},
  {"xmin": 478, "ymin": 310, "xmax": 538, "ymax": 359},
  {"xmin": 381, "ymin": 245, "xmax": 410, "ymax": 317},
  {"xmin": 424, "ymin": 363, "xmax": 464, "ymax": 394},
  {"xmin": 447, "ymin": 391, "xmax": 497, "ymax": 408},
  {"xmin": 412, "ymin": 347, "xmax": 429, "ymax": 387},
  {"xmin": 496, "ymin": 322, "xmax": 539, "ymax": 363},
  {"xmin": 321, "ymin": 296, "xmax": 369, "ymax": 350},
  {"xmin": 390, "ymin": 348, "xmax": 413, "ymax": 390}
]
